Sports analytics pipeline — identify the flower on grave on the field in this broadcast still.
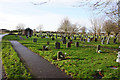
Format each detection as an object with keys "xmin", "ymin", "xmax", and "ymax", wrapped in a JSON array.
[
  {"xmin": 98, "ymin": 50, "xmax": 101, "ymax": 53},
  {"xmin": 97, "ymin": 69, "xmax": 101, "ymax": 72},
  {"xmin": 65, "ymin": 52, "xmax": 67, "ymax": 55}
]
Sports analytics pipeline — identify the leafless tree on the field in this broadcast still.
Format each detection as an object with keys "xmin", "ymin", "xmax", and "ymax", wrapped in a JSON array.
[
  {"xmin": 16, "ymin": 23, "xmax": 25, "ymax": 35},
  {"xmin": 37, "ymin": 24, "xmax": 43, "ymax": 32},
  {"xmin": 102, "ymin": 20, "xmax": 114, "ymax": 36},
  {"xmin": 57, "ymin": 18, "xmax": 71, "ymax": 34},
  {"xmin": 80, "ymin": 26, "xmax": 87, "ymax": 34}
]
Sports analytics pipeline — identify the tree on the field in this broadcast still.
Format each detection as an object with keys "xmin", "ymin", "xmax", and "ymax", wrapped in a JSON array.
[
  {"xmin": 80, "ymin": 26, "xmax": 87, "ymax": 34},
  {"xmin": 16, "ymin": 23, "xmax": 25, "ymax": 35},
  {"xmin": 57, "ymin": 18, "xmax": 71, "ymax": 34},
  {"xmin": 112, "ymin": 22, "xmax": 119, "ymax": 37},
  {"xmin": 102, "ymin": 20, "xmax": 114, "ymax": 36},
  {"xmin": 37, "ymin": 24, "xmax": 43, "ymax": 32}
]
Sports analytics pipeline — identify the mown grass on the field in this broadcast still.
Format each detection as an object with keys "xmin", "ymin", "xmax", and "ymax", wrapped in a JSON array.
[
  {"xmin": 1, "ymin": 38, "xmax": 31, "ymax": 79},
  {"xmin": 17, "ymin": 35, "xmax": 120, "ymax": 79},
  {"xmin": 3, "ymin": 34, "xmax": 120, "ymax": 79}
]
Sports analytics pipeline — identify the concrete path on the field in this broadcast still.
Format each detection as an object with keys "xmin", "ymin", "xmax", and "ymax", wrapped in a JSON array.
[{"xmin": 10, "ymin": 40, "xmax": 71, "ymax": 78}]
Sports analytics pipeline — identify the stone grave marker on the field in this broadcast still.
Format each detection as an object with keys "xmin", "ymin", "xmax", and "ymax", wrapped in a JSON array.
[
  {"xmin": 96, "ymin": 45, "xmax": 100, "ymax": 53},
  {"xmin": 101, "ymin": 39, "xmax": 105, "ymax": 44},
  {"xmin": 74, "ymin": 36, "xmax": 76, "ymax": 40},
  {"xmin": 33, "ymin": 38, "xmax": 37, "ymax": 42},
  {"xmin": 68, "ymin": 36, "xmax": 70, "ymax": 39},
  {"xmin": 69, "ymin": 40, "xmax": 72, "ymax": 44},
  {"xmin": 57, "ymin": 51, "xmax": 65, "ymax": 60},
  {"xmin": 107, "ymin": 37, "xmax": 110, "ymax": 44},
  {"xmin": 42, "ymin": 45, "xmax": 46, "ymax": 50},
  {"xmin": 55, "ymin": 42, "xmax": 60, "ymax": 49},
  {"xmin": 47, "ymin": 42, "xmax": 49, "ymax": 45},
  {"xmin": 62, "ymin": 39, "xmax": 66, "ymax": 44},
  {"xmin": 52, "ymin": 37, "xmax": 55, "ymax": 40},
  {"xmin": 37, "ymin": 35, "xmax": 39, "ymax": 37},
  {"xmin": 87, "ymin": 37, "xmax": 90, "ymax": 42},
  {"xmin": 66, "ymin": 42, "xmax": 71, "ymax": 48},
  {"xmin": 116, "ymin": 52, "xmax": 120, "ymax": 63},
  {"xmin": 75, "ymin": 42, "xmax": 79, "ymax": 47},
  {"xmin": 113, "ymin": 38, "xmax": 117, "ymax": 44},
  {"xmin": 95, "ymin": 38, "xmax": 97, "ymax": 42},
  {"xmin": 83, "ymin": 38, "xmax": 85, "ymax": 42},
  {"xmin": 80, "ymin": 37, "xmax": 83, "ymax": 41}
]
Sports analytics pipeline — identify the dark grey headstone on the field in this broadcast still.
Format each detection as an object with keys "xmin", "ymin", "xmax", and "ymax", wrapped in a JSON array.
[
  {"xmin": 42, "ymin": 45, "xmax": 46, "ymax": 50},
  {"xmin": 62, "ymin": 39, "xmax": 66, "ymax": 44},
  {"xmin": 95, "ymin": 38, "xmax": 97, "ymax": 42},
  {"xmin": 33, "ymin": 38, "xmax": 37, "ymax": 42},
  {"xmin": 113, "ymin": 38, "xmax": 117, "ymax": 44},
  {"xmin": 75, "ymin": 42, "xmax": 79, "ymax": 47},
  {"xmin": 66, "ymin": 42, "xmax": 71, "ymax": 48},
  {"xmin": 47, "ymin": 42, "xmax": 49, "ymax": 45},
  {"xmin": 55, "ymin": 42, "xmax": 60, "ymax": 49},
  {"xmin": 52, "ymin": 37, "xmax": 55, "ymax": 40}
]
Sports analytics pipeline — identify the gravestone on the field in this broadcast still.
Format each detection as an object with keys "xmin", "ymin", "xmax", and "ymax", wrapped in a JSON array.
[
  {"xmin": 57, "ymin": 51, "xmax": 65, "ymax": 60},
  {"xmin": 107, "ymin": 37, "xmax": 110, "ymax": 44},
  {"xmin": 116, "ymin": 52, "xmax": 120, "ymax": 63},
  {"xmin": 42, "ymin": 45, "xmax": 46, "ymax": 50},
  {"xmin": 37, "ymin": 35, "xmax": 39, "ymax": 37},
  {"xmin": 74, "ymin": 36, "xmax": 76, "ymax": 40},
  {"xmin": 34, "ymin": 34, "xmax": 36, "ymax": 36},
  {"xmin": 87, "ymin": 37, "xmax": 90, "ymax": 42},
  {"xmin": 56, "ymin": 35, "xmax": 57, "ymax": 38},
  {"xmin": 101, "ymin": 39, "xmax": 105, "ymax": 44},
  {"xmin": 113, "ymin": 38, "xmax": 117, "ymax": 44},
  {"xmin": 47, "ymin": 42, "xmax": 49, "ymax": 45},
  {"xmin": 80, "ymin": 37, "xmax": 83, "ymax": 41},
  {"xmin": 52, "ymin": 37, "xmax": 55, "ymax": 40},
  {"xmin": 83, "ymin": 38, "xmax": 85, "ymax": 42},
  {"xmin": 68, "ymin": 36, "xmax": 70, "ymax": 39},
  {"xmin": 55, "ymin": 42, "xmax": 60, "ymax": 49},
  {"xmin": 75, "ymin": 42, "xmax": 79, "ymax": 47},
  {"xmin": 69, "ymin": 40, "xmax": 72, "ymax": 44},
  {"xmin": 16, "ymin": 34, "xmax": 18, "ymax": 37},
  {"xmin": 96, "ymin": 45, "xmax": 100, "ymax": 53},
  {"xmin": 62, "ymin": 39, "xmax": 66, "ymax": 44},
  {"xmin": 33, "ymin": 38, "xmax": 37, "ymax": 42},
  {"xmin": 26, "ymin": 35, "xmax": 28, "ymax": 38},
  {"xmin": 66, "ymin": 42, "xmax": 71, "ymax": 48},
  {"xmin": 95, "ymin": 38, "xmax": 97, "ymax": 42}
]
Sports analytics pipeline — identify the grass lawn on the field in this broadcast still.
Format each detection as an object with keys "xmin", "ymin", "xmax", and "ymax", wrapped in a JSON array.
[
  {"xmin": 1, "ymin": 37, "xmax": 31, "ymax": 79},
  {"xmin": 2, "ymin": 34, "xmax": 120, "ymax": 79}
]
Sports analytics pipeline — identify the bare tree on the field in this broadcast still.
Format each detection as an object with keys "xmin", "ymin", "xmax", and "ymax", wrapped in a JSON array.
[
  {"xmin": 37, "ymin": 24, "xmax": 43, "ymax": 32},
  {"xmin": 80, "ymin": 26, "xmax": 87, "ymax": 34},
  {"xmin": 112, "ymin": 22, "xmax": 119, "ymax": 37},
  {"xmin": 102, "ymin": 20, "xmax": 114, "ymax": 36},
  {"xmin": 57, "ymin": 18, "xmax": 71, "ymax": 34},
  {"xmin": 16, "ymin": 23, "xmax": 25, "ymax": 35}
]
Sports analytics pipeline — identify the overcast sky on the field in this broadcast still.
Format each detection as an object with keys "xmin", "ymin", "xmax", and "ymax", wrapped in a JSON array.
[{"xmin": 0, "ymin": 0, "xmax": 106, "ymax": 31}]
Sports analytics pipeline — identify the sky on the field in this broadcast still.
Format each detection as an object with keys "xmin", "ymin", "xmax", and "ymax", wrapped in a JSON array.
[{"xmin": 0, "ymin": 0, "xmax": 108, "ymax": 31}]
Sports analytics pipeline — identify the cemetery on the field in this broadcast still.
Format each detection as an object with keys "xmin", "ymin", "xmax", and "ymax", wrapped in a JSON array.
[{"xmin": 2, "ymin": 32, "xmax": 120, "ymax": 79}]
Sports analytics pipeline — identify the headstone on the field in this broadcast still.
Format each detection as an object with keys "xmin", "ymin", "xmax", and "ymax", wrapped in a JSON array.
[
  {"xmin": 68, "ymin": 36, "xmax": 70, "ymax": 39},
  {"xmin": 69, "ymin": 40, "xmax": 72, "ymax": 44},
  {"xmin": 96, "ymin": 45, "xmax": 100, "ymax": 53},
  {"xmin": 113, "ymin": 38, "xmax": 117, "ymax": 44},
  {"xmin": 95, "ymin": 38, "xmax": 97, "ymax": 42},
  {"xmin": 107, "ymin": 37, "xmax": 110, "ymax": 44},
  {"xmin": 37, "ymin": 35, "xmax": 39, "ymax": 37},
  {"xmin": 55, "ymin": 42, "xmax": 60, "ymax": 49},
  {"xmin": 47, "ymin": 42, "xmax": 49, "ymax": 45},
  {"xmin": 116, "ymin": 52, "xmax": 120, "ymax": 63},
  {"xmin": 101, "ymin": 39, "xmax": 105, "ymax": 44},
  {"xmin": 74, "ymin": 36, "xmax": 76, "ymax": 40},
  {"xmin": 75, "ymin": 42, "xmax": 79, "ymax": 47},
  {"xmin": 57, "ymin": 51, "xmax": 65, "ymax": 60},
  {"xmin": 34, "ymin": 34, "xmax": 36, "ymax": 36},
  {"xmin": 26, "ymin": 35, "xmax": 28, "ymax": 38},
  {"xmin": 87, "ymin": 37, "xmax": 90, "ymax": 42},
  {"xmin": 83, "ymin": 38, "xmax": 85, "ymax": 42},
  {"xmin": 62, "ymin": 39, "xmax": 66, "ymax": 44},
  {"xmin": 56, "ymin": 35, "xmax": 57, "ymax": 38},
  {"xmin": 42, "ymin": 45, "xmax": 46, "ymax": 50},
  {"xmin": 16, "ymin": 34, "xmax": 18, "ymax": 37},
  {"xmin": 66, "ymin": 42, "xmax": 71, "ymax": 48},
  {"xmin": 33, "ymin": 38, "xmax": 37, "ymax": 42},
  {"xmin": 52, "ymin": 37, "xmax": 55, "ymax": 40},
  {"xmin": 80, "ymin": 37, "xmax": 83, "ymax": 41}
]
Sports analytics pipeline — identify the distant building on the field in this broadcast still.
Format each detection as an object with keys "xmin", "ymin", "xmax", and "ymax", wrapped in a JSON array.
[
  {"xmin": 0, "ymin": 29, "xmax": 10, "ymax": 33},
  {"xmin": 23, "ymin": 28, "xmax": 33, "ymax": 37}
]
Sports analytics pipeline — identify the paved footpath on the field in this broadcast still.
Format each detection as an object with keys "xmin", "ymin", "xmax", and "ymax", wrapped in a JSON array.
[{"xmin": 10, "ymin": 40, "xmax": 71, "ymax": 78}]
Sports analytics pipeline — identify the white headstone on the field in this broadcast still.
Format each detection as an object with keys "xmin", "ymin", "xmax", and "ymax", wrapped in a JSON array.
[{"xmin": 116, "ymin": 52, "xmax": 120, "ymax": 63}]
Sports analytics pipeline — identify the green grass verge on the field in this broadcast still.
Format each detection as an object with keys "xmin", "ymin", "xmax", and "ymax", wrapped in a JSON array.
[{"xmin": 1, "ymin": 39, "xmax": 31, "ymax": 79}]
